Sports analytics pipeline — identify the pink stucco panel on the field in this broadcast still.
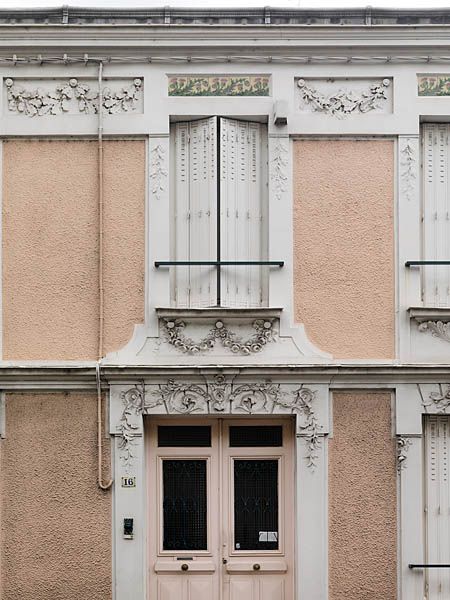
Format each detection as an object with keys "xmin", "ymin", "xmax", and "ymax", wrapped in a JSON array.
[
  {"xmin": 329, "ymin": 392, "xmax": 397, "ymax": 600},
  {"xmin": 0, "ymin": 393, "xmax": 111, "ymax": 599},
  {"xmin": 2, "ymin": 140, "xmax": 145, "ymax": 360},
  {"xmin": 293, "ymin": 140, "xmax": 395, "ymax": 359}
]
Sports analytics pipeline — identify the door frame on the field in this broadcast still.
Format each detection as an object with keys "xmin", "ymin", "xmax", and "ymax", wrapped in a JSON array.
[
  {"xmin": 109, "ymin": 378, "xmax": 330, "ymax": 600},
  {"xmin": 146, "ymin": 417, "xmax": 295, "ymax": 599}
]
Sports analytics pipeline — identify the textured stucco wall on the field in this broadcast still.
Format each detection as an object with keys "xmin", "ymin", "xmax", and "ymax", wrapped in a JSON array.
[
  {"xmin": 0, "ymin": 393, "xmax": 111, "ymax": 599},
  {"xmin": 3, "ymin": 140, "xmax": 145, "ymax": 360},
  {"xmin": 293, "ymin": 140, "xmax": 394, "ymax": 359},
  {"xmin": 329, "ymin": 392, "xmax": 397, "ymax": 600}
]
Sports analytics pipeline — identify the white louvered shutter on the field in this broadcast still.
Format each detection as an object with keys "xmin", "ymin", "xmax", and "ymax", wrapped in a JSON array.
[
  {"xmin": 220, "ymin": 118, "xmax": 268, "ymax": 307},
  {"xmin": 172, "ymin": 118, "xmax": 217, "ymax": 307},
  {"xmin": 425, "ymin": 416, "xmax": 450, "ymax": 600},
  {"xmin": 423, "ymin": 124, "xmax": 450, "ymax": 307}
]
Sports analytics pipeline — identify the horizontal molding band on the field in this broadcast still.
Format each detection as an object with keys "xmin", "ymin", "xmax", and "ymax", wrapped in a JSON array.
[{"xmin": 0, "ymin": 363, "xmax": 447, "ymax": 389}]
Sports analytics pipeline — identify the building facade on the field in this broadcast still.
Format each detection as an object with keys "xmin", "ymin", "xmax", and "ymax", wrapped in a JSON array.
[{"xmin": 0, "ymin": 6, "xmax": 450, "ymax": 600}]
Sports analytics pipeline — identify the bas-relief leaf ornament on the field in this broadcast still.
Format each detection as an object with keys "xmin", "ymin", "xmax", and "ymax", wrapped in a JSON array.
[
  {"xmin": 5, "ymin": 77, "xmax": 142, "ymax": 117},
  {"xmin": 400, "ymin": 139, "xmax": 417, "ymax": 202},
  {"xmin": 117, "ymin": 382, "xmax": 144, "ymax": 472},
  {"xmin": 297, "ymin": 77, "xmax": 390, "ymax": 118},
  {"xmin": 423, "ymin": 384, "xmax": 450, "ymax": 413},
  {"xmin": 162, "ymin": 318, "xmax": 276, "ymax": 356},
  {"xmin": 270, "ymin": 140, "xmax": 288, "ymax": 201},
  {"xmin": 168, "ymin": 75, "xmax": 270, "ymax": 97},
  {"xmin": 396, "ymin": 436, "xmax": 412, "ymax": 472},
  {"xmin": 147, "ymin": 378, "xmax": 322, "ymax": 470},
  {"xmin": 418, "ymin": 320, "xmax": 450, "ymax": 343},
  {"xmin": 149, "ymin": 144, "xmax": 168, "ymax": 201}
]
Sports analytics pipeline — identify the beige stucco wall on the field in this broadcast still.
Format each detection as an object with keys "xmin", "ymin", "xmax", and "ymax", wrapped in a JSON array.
[
  {"xmin": 329, "ymin": 392, "xmax": 397, "ymax": 600},
  {"xmin": 0, "ymin": 393, "xmax": 111, "ymax": 599},
  {"xmin": 293, "ymin": 140, "xmax": 394, "ymax": 359},
  {"xmin": 3, "ymin": 140, "xmax": 145, "ymax": 360}
]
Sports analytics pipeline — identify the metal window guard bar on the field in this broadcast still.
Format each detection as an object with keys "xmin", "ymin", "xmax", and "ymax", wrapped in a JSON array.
[
  {"xmin": 406, "ymin": 261, "xmax": 450, "ymax": 266},
  {"xmin": 409, "ymin": 564, "xmax": 450, "ymax": 569},
  {"xmin": 154, "ymin": 260, "xmax": 284, "ymax": 305},
  {"xmin": 155, "ymin": 261, "xmax": 284, "ymax": 267}
]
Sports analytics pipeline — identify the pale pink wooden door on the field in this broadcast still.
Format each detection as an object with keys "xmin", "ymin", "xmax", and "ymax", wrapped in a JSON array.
[{"xmin": 147, "ymin": 419, "xmax": 294, "ymax": 600}]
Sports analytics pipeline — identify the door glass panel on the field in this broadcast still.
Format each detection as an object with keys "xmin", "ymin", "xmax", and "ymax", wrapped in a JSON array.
[
  {"xmin": 229, "ymin": 426, "xmax": 282, "ymax": 447},
  {"xmin": 233, "ymin": 459, "xmax": 279, "ymax": 551},
  {"xmin": 158, "ymin": 425, "xmax": 211, "ymax": 447},
  {"xmin": 162, "ymin": 459, "xmax": 207, "ymax": 550}
]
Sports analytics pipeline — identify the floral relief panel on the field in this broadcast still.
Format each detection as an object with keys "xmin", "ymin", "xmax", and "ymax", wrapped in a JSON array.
[
  {"xmin": 168, "ymin": 75, "xmax": 270, "ymax": 96},
  {"xmin": 418, "ymin": 75, "xmax": 450, "ymax": 96}
]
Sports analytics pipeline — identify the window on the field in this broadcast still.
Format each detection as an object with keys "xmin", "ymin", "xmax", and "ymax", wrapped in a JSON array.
[
  {"xmin": 166, "ymin": 116, "xmax": 280, "ymax": 308},
  {"xmin": 422, "ymin": 123, "xmax": 450, "ymax": 306}
]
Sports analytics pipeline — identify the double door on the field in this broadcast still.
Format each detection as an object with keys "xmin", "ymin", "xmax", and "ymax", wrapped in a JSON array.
[{"xmin": 147, "ymin": 419, "xmax": 294, "ymax": 600}]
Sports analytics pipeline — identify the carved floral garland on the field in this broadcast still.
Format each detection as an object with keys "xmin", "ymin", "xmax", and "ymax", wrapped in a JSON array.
[
  {"xmin": 418, "ymin": 320, "xmax": 450, "ymax": 343},
  {"xmin": 117, "ymin": 379, "xmax": 322, "ymax": 471},
  {"xmin": 162, "ymin": 318, "xmax": 276, "ymax": 355},
  {"xmin": 271, "ymin": 140, "xmax": 288, "ymax": 201},
  {"xmin": 149, "ymin": 144, "xmax": 167, "ymax": 200},
  {"xmin": 400, "ymin": 140, "xmax": 416, "ymax": 202},
  {"xmin": 423, "ymin": 384, "xmax": 450, "ymax": 413},
  {"xmin": 5, "ymin": 77, "xmax": 142, "ymax": 117},
  {"xmin": 117, "ymin": 382, "xmax": 145, "ymax": 471},
  {"xmin": 297, "ymin": 78, "xmax": 390, "ymax": 117},
  {"xmin": 396, "ymin": 436, "xmax": 412, "ymax": 472}
]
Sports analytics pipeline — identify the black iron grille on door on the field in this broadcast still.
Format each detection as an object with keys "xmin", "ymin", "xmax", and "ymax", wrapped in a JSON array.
[
  {"xmin": 234, "ymin": 459, "xmax": 279, "ymax": 551},
  {"xmin": 162, "ymin": 459, "xmax": 207, "ymax": 551},
  {"xmin": 155, "ymin": 117, "xmax": 283, "ymax": 307}
]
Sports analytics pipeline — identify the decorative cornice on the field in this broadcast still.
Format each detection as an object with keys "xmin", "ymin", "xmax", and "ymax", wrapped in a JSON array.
[
  {"xmin": 5, "ymin": 77, "xmax": 142, "ymax": 117},
  {"xmin": 423, "ymin": 384, "xmax": 450, "ymax": 413},
  {"xmin": 270, "ymin": 140, "xmax": 289, "ymax": 201},
  {"xmin": 162, "ymin": 319, "xmax": 276, "ymax": 356},
  {"xmin": 418, "ymin": 320, "xmax": 450, "ymax": 343},
  {"xmin": 149, "ymin": 144, "xmax": 167, "ymax": 201},
  {"xmin": 400, "ymin": 139, "xmax": 417, "ymax": 202},
  {"xmin": 396, "ymin": 436, "xmax": 412, "ymax": 472},
  {"xmin": 297, "ymin": 77, "xmax": 390, "ymax": 117},
  {"xmin": 118, "ymin": 382, "xmax": 144, "ymax": 472}
]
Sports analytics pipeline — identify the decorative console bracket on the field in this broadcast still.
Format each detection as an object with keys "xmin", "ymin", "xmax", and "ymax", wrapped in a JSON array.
[{"xmin": 409, "ymin": 307, "xmax": 450, "ymax": 343}]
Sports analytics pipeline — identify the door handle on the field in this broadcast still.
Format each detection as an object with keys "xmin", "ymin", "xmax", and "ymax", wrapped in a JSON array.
[
  {"xmin": 181, "ymin": 563, "xmax": 189, "ymax": 571},
  {"xmin": 253, "ymin": 563, "xmax": 261, "ymax": 571},
  {"xmin": 222, "ymin": 558, "xmax": 228, "ymax": 564}
]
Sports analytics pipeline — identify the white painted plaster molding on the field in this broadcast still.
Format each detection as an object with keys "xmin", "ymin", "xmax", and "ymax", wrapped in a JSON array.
[
  {"xmin": 270, "ymin": 138, "xmax": 288, "ymax": 201},
  {"xmin": 399, "ymin": 138, "xmax": 417, "ymax": 202},
  {"xmin": 397, "ymin": 136, "xmax": 421, "ymax": 362},
  {"xmin": 149, "ymin": 143, "xmax": 167, "ymax": 201},
  {"xmin": 296, "ymin": 77, "xmax": 392, "ymax": 117},
  {"xmin": 161, "ymin": 317, "xmax": 276, "ymax": 356},
  {"xmin": 296, "ymin": 420, "xmax": 328, "ymax": 600},
  {"xmin": 398, "ymin": 436, "xmax": 425, "ymax": 600},
  {"xmin": 418, "ymin": 320, "xmax": 450, "ymax": 343},
  {"xmin": 4, "ymin": 77, "xmax": 142, "ymax": 116},
  {"xmin": 110, "ymin": 380, "xmax": 330, "ymax": 600},
  {"xmin": 0, "ymin": 392, "xmax": 5, "ymax": 438},
  {"xmin": 396, "ymin": 435, "xmax": 412, "ymax": 472},
  {"xmin": 421, "ymin": 383, "xmax": 450, "ymax": 413}
]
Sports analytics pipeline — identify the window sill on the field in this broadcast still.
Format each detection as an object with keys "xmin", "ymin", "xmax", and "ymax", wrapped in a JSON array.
[
  {"xmin": 409, "ymin": 307, "xmax": 450, "ymax": 323},
  {"xmin": 155, "ymin": 307, "xmax": 283, "ymax": 320}
]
